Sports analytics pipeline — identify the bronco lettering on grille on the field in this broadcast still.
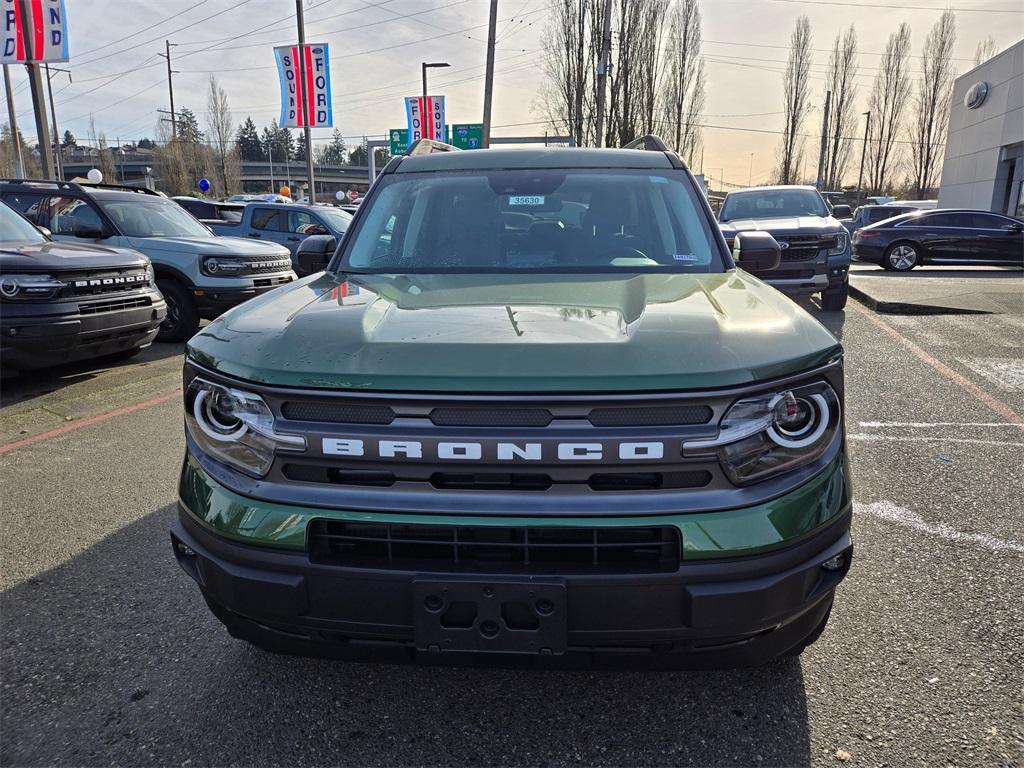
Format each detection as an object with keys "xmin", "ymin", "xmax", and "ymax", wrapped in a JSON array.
[{"xmin": 322, "ymin": 438, "xmax": 666, "ymax": 462}]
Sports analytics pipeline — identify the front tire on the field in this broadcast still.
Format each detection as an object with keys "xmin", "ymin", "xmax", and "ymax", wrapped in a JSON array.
[
  {"xmin": 156, "ymin": 280, "xmax": 200, "ymax": 343},
  {"xmin": 885, "ymin": 242, "xmax": 920, "ymax": 271},
  {"xmin": 820, "ymin": 282, "xmax": 849, "ymax": 311}
]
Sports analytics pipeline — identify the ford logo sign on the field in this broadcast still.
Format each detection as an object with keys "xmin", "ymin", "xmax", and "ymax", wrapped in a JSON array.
[
  {"xmin": 778, "ymin": 241, "xmax": 790, "ymax": 250},
  {"xmin": 964, "ymin": 81, "xmax": 989, "ymax": 110}
]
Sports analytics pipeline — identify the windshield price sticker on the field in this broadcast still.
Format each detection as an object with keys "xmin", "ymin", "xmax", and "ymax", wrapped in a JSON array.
[{"xmin": 508, "ymin": 195, "xmax": 545, "ymax": 206}]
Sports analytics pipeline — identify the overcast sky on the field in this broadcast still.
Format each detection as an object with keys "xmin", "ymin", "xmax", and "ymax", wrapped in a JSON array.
[{"xmin": 4, "ymin": 0, "xmax": 1022, "ymax": 186}]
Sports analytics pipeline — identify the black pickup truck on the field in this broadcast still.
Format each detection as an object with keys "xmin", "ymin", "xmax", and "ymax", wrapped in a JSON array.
[
  {"xmin": 718, "ymin": 185, "xmax": 851, "ymax": 310},
  {"xmin": 0, "ymin": 201, "xmax": 165, "ymax": 374}
]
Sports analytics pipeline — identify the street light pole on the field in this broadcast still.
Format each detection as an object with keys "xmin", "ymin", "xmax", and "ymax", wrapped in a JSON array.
[
  {"xmin": 857, "ymin": 110, "xmax": 872, "ymax": 196},
  {"xmin": 421, "ymin": 62, "xmax": 450, "ymax": 100},
  {"xmin": 295, "ymin": 0, "xmax": 316, "ymax": 202},
  {"xmin": 18, "ymin": 0, "xmax": 53, "ymax": 179},
  {"xmin": 748, "ymin": 153, "xmax": 754, "ymax": 187},
  {"xmin": 481, "ymin": 0, "xmax": 498, "ymax": 148}
]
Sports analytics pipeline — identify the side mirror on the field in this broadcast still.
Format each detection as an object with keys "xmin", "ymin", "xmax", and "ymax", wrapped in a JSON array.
[
  {"xmin": 296, "ymin": 234, "xmax": 337, "ymax": 276},
  {"xmin": 1005, "ymin": 222, "xmax": 1023, "ymax": 233},
  {"xmin": 832, "ymin": 204, "xmax": 852, "ymax": 219},
  {"xmin": 733, "ymin": 231, "xmax": 781, "ymax": 271},
  {"xmin": 73, "ymin": 222, "xmax": 106, "ymax": 239}
]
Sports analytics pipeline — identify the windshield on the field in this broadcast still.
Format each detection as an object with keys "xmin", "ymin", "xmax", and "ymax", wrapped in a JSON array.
[
  {"xmin": 100, "ymin": 198, "xmax": 213, "ymax": 238},
  {"xmin": 341, "ymin": 169, "xmax": 723, "ymax": 274},
  {"xmin": 720, "ymin": 189, "xmax": 829, "ymax": 222},
  {"xmin": 316, "ymin": 207, "xmax": 353, "ymax": 232},
  {"xmin": 0, "ymin": 202, "xmax": 47, "ymax": 244}
]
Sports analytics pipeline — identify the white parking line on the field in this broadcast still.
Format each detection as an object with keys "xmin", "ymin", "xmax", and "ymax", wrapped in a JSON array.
[
  {"xmin": 848, "ymin": 434, "xmax": 1024, "ymax": 448},
  {"xmin": 858, "ymin": 421, "xmax": 1024, "ymax": 428},
  {"xmin": 856, "ymin": 501, "xmax": 1024, "ymax": 553}
]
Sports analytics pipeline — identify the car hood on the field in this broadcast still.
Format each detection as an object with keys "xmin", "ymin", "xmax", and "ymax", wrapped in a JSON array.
[
  {"xmin": 188, "ymin": 271, "xmax": 841, "ymax": 393},
  {"xmin": 719, "ymin": 216, "xmax": 842, "ymax": 235},
  {"xmin": 0, "ymin": 239, "xmax": 149, "ymax": 271},
  {"xmin": 126, "ymin": 235, "xmax": 290, "ymax": 258}
]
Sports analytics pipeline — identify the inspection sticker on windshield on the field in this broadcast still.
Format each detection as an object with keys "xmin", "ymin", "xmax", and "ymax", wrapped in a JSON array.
[
  {"xmin": 673, "ymin": 253, "xmax": 702, "ymax": 262},
  {"xmin": 508, "ymin": 195, "xmax": 545, "ymax": 206}
]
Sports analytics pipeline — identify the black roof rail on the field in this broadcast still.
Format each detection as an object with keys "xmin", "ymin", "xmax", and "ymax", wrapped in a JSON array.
[
  {"xmin": 406, "ymin": 138, "xmax": 460, "ymax": 156},
  {"xmin": 621, "ymin": 135, "xmax": 670, "ymax": 152},
  {"xmin": 0, "ymin": 177, "xmax": 162, "ymax": 196}
]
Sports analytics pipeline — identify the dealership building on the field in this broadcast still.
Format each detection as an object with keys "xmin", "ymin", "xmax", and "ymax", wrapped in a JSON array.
[{"xmin": 937, "ymin": 39, "xmax": 1023, "ymax": 217}]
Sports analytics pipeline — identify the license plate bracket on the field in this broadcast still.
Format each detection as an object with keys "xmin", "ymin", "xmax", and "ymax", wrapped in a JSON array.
[{"xmin": 412, "ymin": 578, "xmax": 567, "ymax": 655}]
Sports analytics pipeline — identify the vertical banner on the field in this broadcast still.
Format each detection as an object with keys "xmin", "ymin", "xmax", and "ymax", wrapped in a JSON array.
[
  {"xmin": 404, "ymin": 95, "xmax": 445, "ymax": 143},
  {"xmin": 274, "ymin": 42, "xmax": 332, "ymax": 128},
  {"xmin": 2, "ymin": 0, "xmax": 69, "ymax": 63}
]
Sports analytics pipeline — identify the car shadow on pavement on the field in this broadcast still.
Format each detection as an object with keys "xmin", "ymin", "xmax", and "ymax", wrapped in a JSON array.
[
  {"xmin": 1, "ymin": 506, "xmax": 812, "ymax": 768},
  {"xmin": 0, "ymin": 342, "xmax": 185, "ymax": 407},
  {"xmin": 802, "ymin": 299, "xmax": 847, "ymax": 342}
]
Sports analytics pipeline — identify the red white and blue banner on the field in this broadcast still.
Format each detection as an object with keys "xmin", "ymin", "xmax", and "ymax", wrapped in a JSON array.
[
  {"xmin": 274, "ymin": 42, "xmax": 333, "ymax": 128},
  {"xmin": 405, "ymin": 95, "xmax": 445, "ymax": 143},
  {"xmin": 2, "ymin": 0, "xmax": 70, "ymax": 64}
]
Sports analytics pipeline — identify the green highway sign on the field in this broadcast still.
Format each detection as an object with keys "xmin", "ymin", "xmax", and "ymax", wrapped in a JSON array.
[
  {"xmin": 451, "ymin": 123, "xmax": 484, "ymax": 150},
  {"xmin": 388, "ymin": 128, "xmax": 409, "ymax": 157},
  {"xmin": 389, "ymin": 125, "xmax": 453, "ymax": 156}
]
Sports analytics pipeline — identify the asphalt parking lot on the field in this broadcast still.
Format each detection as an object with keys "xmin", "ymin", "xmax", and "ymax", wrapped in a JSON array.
[{"xmin": 1, "ymin": 279, "xmax": 1022, "ymax": 767}]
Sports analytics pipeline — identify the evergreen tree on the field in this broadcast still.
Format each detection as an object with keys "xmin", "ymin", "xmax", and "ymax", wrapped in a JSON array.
[
  {"xmin": 234, "ymin": 117, "xmax": 262, "ymax": 161},
  {"xmin": 137, "ymin": 137, "xmax": 155, "ymax": 149},
  {"xmin": 260, "ymin": 122, "xmax": 293, "ymax": 161},
  {"xmin": 294, "ymin": 131, "xmax": 309, "ymax": 162},
  {"xmin": 62, "ymin": 130, "xmax": 77, "ymax": 148},
  {"xmin": 348, "ymin": 142, "xmax": 367, "ymax": 166},
  {"xmin": 176, "ymin": 108, "xmax": 204, "ymax": 144},
  {"xmin": 315, "ymin": 129, "xmax": 347, "ymax": 165}
]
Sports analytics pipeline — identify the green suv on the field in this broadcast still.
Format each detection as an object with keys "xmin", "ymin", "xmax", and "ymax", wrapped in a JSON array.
[{"xmin": 173, "ymin": 138, "xmax": 852, "ymax": 667}]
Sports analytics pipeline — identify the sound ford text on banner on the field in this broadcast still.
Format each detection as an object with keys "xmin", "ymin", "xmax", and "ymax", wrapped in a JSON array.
[
  {"xmin": 2, "ymin": 0, "xmax": 69, "ymax": 63},
  {"xmin": 274, "ymin": 42, "xmax": 333, "ymax": 128},
  {"xmin": 405, "ymin": 95, "xmax": 445, "ymax": 143}
]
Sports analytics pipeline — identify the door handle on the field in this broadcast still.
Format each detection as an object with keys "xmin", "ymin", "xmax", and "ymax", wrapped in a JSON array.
[
  {"xmin": 248, "ymin": 233, "xmax": 261, "ymax": 238},
  {"xmin": 287, "ymin": 236, "xmax": 301, "ymax": 242}
]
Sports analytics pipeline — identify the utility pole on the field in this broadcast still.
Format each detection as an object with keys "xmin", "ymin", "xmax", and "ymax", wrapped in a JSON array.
[
  {"xmin": 481, "ymin": 0, "xmax": 497, "ymax": 148},
  {"xmin": 857, "ymin": 110, "xmax": 872, "ymax": 196},
  {"xmin": 268, "ymin": 140, "xmax": 275, "ymax": 192},
  {"xmin": 594, "ymin": 0, "xmax": 613, "ymax": 147},
  {"xmin": 18, "ymin": 0, "xmax": 53, "ymax": 179},
  {"xmin": 3, "ymin": 65, "xmax": 25, "ymax": 177},
  {"xmin": 815, "ymin": 90, "xmax": 831, "ymax": 190},
  {"xmin": 159, "ymin": 40, "xmax": 178, "ymax": 139},
  {"xmin": 748, "ymin": 153, "xmax": 754, "ymax": 187},
  {"xmin": 296, "ymin": 0, "xmax": 316, "ymax": 202},
  {"xmin": 44, "ymin": 65, "xmax": 70, "ymax": 180}
]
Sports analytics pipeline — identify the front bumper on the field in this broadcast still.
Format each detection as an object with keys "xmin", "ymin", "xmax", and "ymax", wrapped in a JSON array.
[
  {"xmin": 0, "ymin": 293, "xmax": 166, "ymax": 370},
  {"xmin": 193, "ymin": 275, "xmax": 295, "ymax": 319},
  {"xmin": 173, "ymin": 454, "xmax": 853, "ymax": 667}
]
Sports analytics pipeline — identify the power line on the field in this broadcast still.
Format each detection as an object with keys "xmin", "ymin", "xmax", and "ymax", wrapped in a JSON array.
[{"xmin": 764, "ymin": 0, "xmax": 1022, "ymax": 12}]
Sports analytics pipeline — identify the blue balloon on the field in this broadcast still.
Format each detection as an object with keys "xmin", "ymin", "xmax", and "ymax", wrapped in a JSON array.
[{"xmin": 198, "ymin": 178, "xmax": 211, "ymax": 193}]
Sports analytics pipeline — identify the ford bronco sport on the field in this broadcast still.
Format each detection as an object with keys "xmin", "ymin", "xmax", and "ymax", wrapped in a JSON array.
[
  {"xmin": 0, "ymin": 180, "xmax": 295, "ymax": 342},
  {"xmin": 172, "ymin": 137, "xmax": 852, "ymax": 668},
  {"xmin": 0, "ymin": 200, "xmax": 165, "ymax": 373}
]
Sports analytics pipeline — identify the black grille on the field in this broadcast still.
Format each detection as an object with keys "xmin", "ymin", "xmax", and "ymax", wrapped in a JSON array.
[
  {"xmin": 78, "ymin": 296, "xmax": 151, "ymax": 315},
  {"xmin": 589, "ymin": 404, "xmax": 712, "ymax": 426},
  {"xmin": 430, "ymin": 407, "xmax": 552, "ymax": 427},
  {"xmin": 308, "ymin": 520, "xmax": 682, "ymax": 573},
  {"xmin": 281, "ymin": 464, "xmax": 711, "ymax": 492},
  {"xmin": 253, "ymin": 275, "xmax": 294, "ymax": 287},
  {"xmin": 281, "ymin": 401, "xmax": 395, "ymax": 424},
  {"xmin": 780, "ymin": 248, "xmax": 819, "ymax": 262}
]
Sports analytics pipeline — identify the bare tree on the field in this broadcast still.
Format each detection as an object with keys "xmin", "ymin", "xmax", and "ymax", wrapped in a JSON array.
[
  {"xmin": 973, "ymin": 36, "xmax": 997, "ymax": 67},
  {"xmin": 824, "ymin": 25, "xmax": 858, "ymax": 190},
  {"xmin": 607, "ymin": 0, "xmax": 669, "ymax": 147},
  {"xmin": 206, "ymin": 75, "xmax": 239, "ymax": 196},
  {"xmin": 865, "ymin": 23, "xmax": 912, "ymax": 194},
  {"xmin": 660, "ymin": 0, "xmax": 704, "ymax": 164},
  {"xmin": 540, "ymin": 0, "xmax": 597, "ymax": 147},
  {"xmin": 777, "ymin": 16, "xmax": 812, "ymax": 185},
  {"xmin": 911, "ymin": 10, "xmax": 956, "ymax": 198},
  {"xmin": 87, "ymin": 117, "xmax": 117, "ymax": 182}
]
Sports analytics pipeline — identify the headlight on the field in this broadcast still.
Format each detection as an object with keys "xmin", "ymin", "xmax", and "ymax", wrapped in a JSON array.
[
  {"xmin": 145, "ymin": 263, "xmax": 156, "ymax": 286},
  {"xmin": 828, "ymin": 232, "xmax": 849, "ymax": 256},
  {"xmin": 202, "ymin": 257, "xmax": 245, "ymax": 276},
  {"xmin": 0, "ymin": 273, "xmax": 64, "ymax": 299},
  {"xmin": 684, "ymin": 381, "xmax": 840, "ymax": 485},
  {"xmin": 184, "ymin": 378, "xmax": 304, "ymax": 477}
]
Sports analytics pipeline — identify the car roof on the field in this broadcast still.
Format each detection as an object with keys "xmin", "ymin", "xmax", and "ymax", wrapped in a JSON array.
[
  {"xmin": 395, "ymin": 147, "xmax": 674, "ymax": 173},
  {"xmin": 725, "ymin": 185, "xmax": 819, "ymax": 195}
]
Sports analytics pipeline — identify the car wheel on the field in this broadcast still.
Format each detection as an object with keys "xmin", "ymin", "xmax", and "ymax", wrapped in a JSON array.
[
  {"xmin": 885, "ymin": 242, "xmax": 919, "ymax": 271},
  {"xmin": 156, "ymin": 280, "xmax": 200, "ymax": 343},
  {"xmin": 820, "ymin": 281, "xmax": 849, "ymax": 311}
]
